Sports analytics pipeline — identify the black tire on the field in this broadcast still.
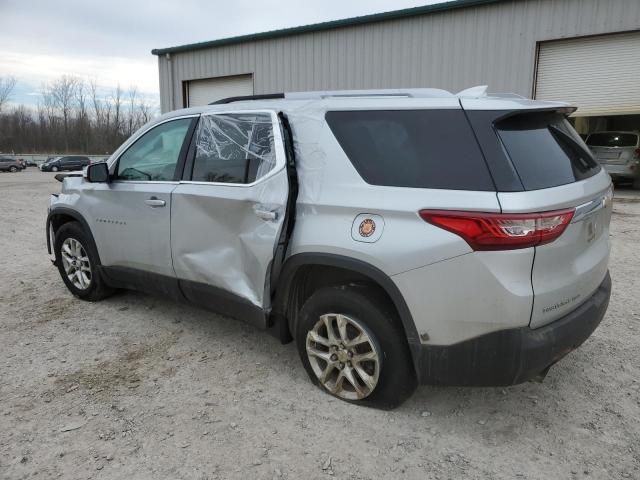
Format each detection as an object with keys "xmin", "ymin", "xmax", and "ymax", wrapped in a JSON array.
[
  {"xmin": 9, "ymin": 166, "xmax": 17, "ymax": 172},
  {"xmin": 54, "ymin": 221, "xmax": 114, "ymax": 301},
  {"xmin": 295, "ymin": 285, "xmax": 417, "ymax": 409}
]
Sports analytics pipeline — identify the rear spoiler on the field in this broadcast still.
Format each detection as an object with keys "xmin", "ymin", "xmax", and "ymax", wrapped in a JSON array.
[{"xmin": 493, "ymin": 106, "xmax": 578, "ymax": 124}]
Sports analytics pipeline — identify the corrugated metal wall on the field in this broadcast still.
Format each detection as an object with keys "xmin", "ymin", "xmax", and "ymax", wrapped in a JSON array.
[{"xmin": 157, "ymin": 0, "xmax": 640, "ymax": 112}]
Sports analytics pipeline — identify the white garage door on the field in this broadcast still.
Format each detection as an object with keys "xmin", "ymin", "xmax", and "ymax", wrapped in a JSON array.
[
  {"xmin": 187, "ymin": 74, "xmax": 254, "ymax": 107},
  {"xmin": 535, "ymin": 32, "xmax": 640, "ymax": 116}
]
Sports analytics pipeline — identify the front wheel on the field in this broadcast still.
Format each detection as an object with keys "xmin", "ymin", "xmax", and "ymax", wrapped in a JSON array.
[
  {"xmin": 54, "ymin": 222, "xmax": 113, "ymax": 301},
  {"xmin": 296, "ymin": 285, "xmax": 417, "ymax": 409},
  {"xmin": 51, "ymin": 166, "xmax": 59, "ymax": 172},
  {"xmin": 9, "ymin": 166, "xmax": 17, "ymax": 172}
]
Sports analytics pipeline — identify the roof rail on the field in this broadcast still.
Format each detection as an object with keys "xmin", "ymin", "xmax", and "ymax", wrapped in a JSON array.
[
  {"xmin": 211, "ymin": 87, "xmax": 490, "ymax": 105},
  {"xmin": 210, "ymin": 93, "xmax": 285, "ymax": 105},
  {"xmin": 285, "ymin": 88, "xmax": 453, "ymax": 100}
]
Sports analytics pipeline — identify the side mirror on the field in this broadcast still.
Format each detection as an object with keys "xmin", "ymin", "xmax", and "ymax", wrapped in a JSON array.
[{"xmin": 86, "ymin": 162, "xmax": 110, "ymax": 183}]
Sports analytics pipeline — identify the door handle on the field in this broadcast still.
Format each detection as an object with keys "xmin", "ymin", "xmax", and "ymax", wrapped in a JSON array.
[
  {"xmin": 145, "ymin": 197, "xmax": 166, "ymax": 208},
  {"xmin": 253, "ymin": 205, "xmax": 278, "ymax": 221}
]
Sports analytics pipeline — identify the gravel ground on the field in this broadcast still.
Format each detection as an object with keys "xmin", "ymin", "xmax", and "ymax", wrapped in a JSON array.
[{"xmin": 1, "ymin": 169, "xmax": 639, "ymax": 480}]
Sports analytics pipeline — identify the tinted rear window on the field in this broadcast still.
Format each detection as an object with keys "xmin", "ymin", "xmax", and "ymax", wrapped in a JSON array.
[
  {"xmin": 586, "ymin": 132, "xmax": 638, "ymax": 148},
  {"xmin": 496, "ymin": 112, "xmax": 600, "ymax": 190},
  {"xmin": 325, "ymin": 110, "xmax": 494, "ymax": 191}
]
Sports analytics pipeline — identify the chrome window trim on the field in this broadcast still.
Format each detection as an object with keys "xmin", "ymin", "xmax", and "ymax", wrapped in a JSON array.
[
  {"xmin": 180, "ymin": 109, "xmax": 286, "ymax": 188},
  {"xmin": 109, "ymin": 180, "xmax": 180, "ymax": 185}
]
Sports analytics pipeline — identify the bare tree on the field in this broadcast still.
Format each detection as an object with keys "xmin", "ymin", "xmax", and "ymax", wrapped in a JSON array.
[
  {"xmin": 0, "ymin": 76, "xmax": 17, "ymax": 113},
  {"xmin": 75, "ymin": 80, "xmax": 89, "ymax": 151},
  {"xmin": 49, "ymin": 75, "xmax": 80, "ymax": 151},
  {"xmin": 40, "ymin": 83, "xmax": 59, "ymax": 150},
  {"xmin": 137, "ymin": 100, "xmax": 152, "ymax": 126},
  {"xmin": 111, "ymin": 84, "xmax": 123, "ymax": 144},
  {"xmin": 127, "ymin": 86, "xmax": 138, "ymax": 137},
  {"xmin": 89, "ymin": 79, "xmax": 102, "ymax": 124},
  {"xmin": 0, "ymin": 74, "xmax": 157, "ymax": 154}
]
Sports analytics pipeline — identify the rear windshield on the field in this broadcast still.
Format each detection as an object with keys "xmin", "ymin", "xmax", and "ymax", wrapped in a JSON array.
[
  {"xmin": 496, "ymin": 112, "xmax": 600, "ymax": 190},
  {"xmin": 325, "ymin": 110, "xmax": 494, "ymax": 191},
  {"xmin": 586, "ymin": 132, "xmax": 638, "ymax": 148}
]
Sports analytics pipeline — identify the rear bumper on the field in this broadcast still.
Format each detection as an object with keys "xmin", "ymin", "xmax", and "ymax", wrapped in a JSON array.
[
  {"xmin": 603, "ymin": 163, "xmax": 637, "ymax": 180},
  {"xmin": 415, "ymin": 272, "xmax": 611, "ymax": 386}
]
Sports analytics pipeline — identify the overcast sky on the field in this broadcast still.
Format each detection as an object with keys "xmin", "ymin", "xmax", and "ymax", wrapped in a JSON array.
[{"xmin": 0, "ymin": 0, "xmax": 442, "ymax": 108}]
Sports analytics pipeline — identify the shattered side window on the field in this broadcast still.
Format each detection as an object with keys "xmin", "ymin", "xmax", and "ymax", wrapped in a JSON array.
[{"xmin": 191, "ymin": 113, "xmax": 276, "ymax": 184}]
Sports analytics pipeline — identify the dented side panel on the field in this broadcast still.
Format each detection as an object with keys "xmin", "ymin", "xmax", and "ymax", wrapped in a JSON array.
[
  {"xmin": 171, "ymin": 173, "xmax": 288, "ymax": 307},
  {"xmin": 170, "ymin": 111, "xmax": 288, "ymax": 309}
]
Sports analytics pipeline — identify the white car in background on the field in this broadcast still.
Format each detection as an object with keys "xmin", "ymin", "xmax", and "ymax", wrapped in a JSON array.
[{"xmin": 586, "ymin": 131, "xmax": 640, "ymax": 184}]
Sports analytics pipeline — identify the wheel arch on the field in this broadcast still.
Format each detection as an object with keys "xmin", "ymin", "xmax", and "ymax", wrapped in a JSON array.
[
  {"xmin": 272, "ymin": 253, "xmax": 421, "ymax": 372},
  {"xmin": 47, "ymin": 207, "xmax": 101, "ymax": 264}
]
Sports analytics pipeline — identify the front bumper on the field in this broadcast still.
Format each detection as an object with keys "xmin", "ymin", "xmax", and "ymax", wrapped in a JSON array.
[{"xmin": 415, "ymin": 272, "xmax": 611, "ymax": 386}]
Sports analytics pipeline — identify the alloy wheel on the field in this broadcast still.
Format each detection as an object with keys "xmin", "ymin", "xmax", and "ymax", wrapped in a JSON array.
[
  {"xmin": 306, "ymin": 313, "xmax": 381, "ymax": 400},
  {"xmin": 60, "ymin": 238, "xmax": 92, "ymax": 290}
]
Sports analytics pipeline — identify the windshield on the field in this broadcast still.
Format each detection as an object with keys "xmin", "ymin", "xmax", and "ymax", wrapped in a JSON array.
[{"xmin": 586, "ymin": 132, "xmax": 638, "ymax": 148}]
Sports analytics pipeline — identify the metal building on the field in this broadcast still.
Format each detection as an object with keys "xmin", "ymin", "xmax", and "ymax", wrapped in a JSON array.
[{"xmin": 152, "ymin": 0, "xmax": 640, "ymax": 133}]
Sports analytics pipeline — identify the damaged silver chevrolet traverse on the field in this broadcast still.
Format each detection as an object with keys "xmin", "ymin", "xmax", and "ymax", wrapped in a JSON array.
[{"xmin": 47, "ymin": 87, "xmax": 612, "ymax": 409}]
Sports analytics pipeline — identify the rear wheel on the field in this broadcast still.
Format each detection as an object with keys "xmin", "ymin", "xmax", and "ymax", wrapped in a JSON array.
[
  {"xmin": 9, "ymin": 166, "xmax": 17, "ymax": 172},
  {"xmin": 54, "ymin": 222, "xmax": 113, "ymax": 301},
  {"xmin": 296, "ymin": 285, "xmax": 416, "ymax": 409}
]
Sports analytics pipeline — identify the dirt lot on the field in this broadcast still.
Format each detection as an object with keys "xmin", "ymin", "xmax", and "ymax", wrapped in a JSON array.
[{"xmin": 0, "ymin": 169, "xmax": 639, "ymax": 480}]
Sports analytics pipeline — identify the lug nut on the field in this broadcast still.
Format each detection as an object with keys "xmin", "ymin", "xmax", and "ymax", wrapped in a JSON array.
[
  {"xmin": 330, "ymin": 354, "xmax": 337, "ymax": 361},
  {"xmin": 339, "ymin": 362, "xmax": 345, "ymax": 369},
  {"xmin": 347, "ymin": 351, "xmax": 353, "ymax": 358}
]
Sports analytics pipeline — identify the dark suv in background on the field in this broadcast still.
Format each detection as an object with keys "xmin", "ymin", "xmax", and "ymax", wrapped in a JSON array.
[{"xmin": 40, "ymin": 156, "xmax": 91, "ymax": 172}]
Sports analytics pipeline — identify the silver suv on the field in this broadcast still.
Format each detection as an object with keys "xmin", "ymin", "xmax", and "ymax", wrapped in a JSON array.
[
  {"xmin": 46, "ymin": 88, "xmax": 612, "ymax": 409},
  {"xmin": 586, "ymin": 131, "xmax": 640, "ymax": 184}
]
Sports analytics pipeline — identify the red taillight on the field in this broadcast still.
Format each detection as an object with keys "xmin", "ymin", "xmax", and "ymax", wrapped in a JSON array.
[
  {"xmin": 634, "ymin": 148, "xmax": 640, "ymax": 159},
  {"xmin": 419, "ymin": 209, "xmax": 575, "ymax": 251}
]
